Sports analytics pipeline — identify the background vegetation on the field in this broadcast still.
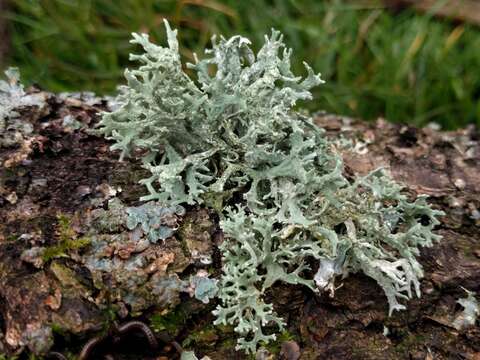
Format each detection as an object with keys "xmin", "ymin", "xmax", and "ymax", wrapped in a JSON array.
[{"xmin": 3, "ymin": 0, "xmax": 480, "ymax": 129}]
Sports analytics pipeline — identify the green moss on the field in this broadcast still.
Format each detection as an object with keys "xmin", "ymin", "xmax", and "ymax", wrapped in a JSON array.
[
  {"xmin": 0, "ymin": 355, "xmax": 18, "ymax": 360},
  {"xmin": 216, "ymin": 324, "xmax": 235, "ymax": 335},
  {"xmin": 182, "ymin": 325, "xmax": 219, "ymax": 349},
  {"xmin": 150, "ymin": 308, "xmax": 187, "ymax": 335},
  {"xmin": 42, "ymin": 214, "xmax": 91, "ymax": 262},
  {"xmin": 201, "ymin": 190, "xmax": 234, "ymax": 214},
  {"xmin": 50, "ymin": 261, "xmax": 91, "ymax": 299},
  {"xmin": 0, "ymin": 168, "xmax": 18, "ymax": 185},
  {"xmin": 260, "ymin": 330, "xmax": 296, "ymax": 354},
  {"xmin": 220, "ymin": 337, "xmax": 237, "ymax": 350},
  {"xmin": 50, "ymin": 323, "xmax": 66, "ymax": 337},
  {"xmin": 5, "ymin": 234, "xmax": 18, "ymax": 242},
  {"xmin": 393, "ymin": 333, "xmax": 427, "ymax": 357}
]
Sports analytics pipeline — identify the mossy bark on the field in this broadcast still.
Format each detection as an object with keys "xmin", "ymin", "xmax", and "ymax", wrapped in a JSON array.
[{"xmin": 0, "ymin": 91, "xmax": 479, "ymax": 359}]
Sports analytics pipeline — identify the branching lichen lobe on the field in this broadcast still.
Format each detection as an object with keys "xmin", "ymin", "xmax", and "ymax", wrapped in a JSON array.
[{"xmin": 97, "ymin": 21, "xmax": 444, "ymax": 353}]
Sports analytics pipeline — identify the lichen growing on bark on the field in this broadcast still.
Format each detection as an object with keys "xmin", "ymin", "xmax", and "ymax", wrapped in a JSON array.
[
  {"xmin": 0, "ymin": 68, "xmax": 46, "ymax": 148},
  {"xmin": 81, "ymin": 198, "xmax": 214, "ymax": 313},
  {"xmin": 95, "ymin": 21, "xmax": 444, "ymax": 353}
]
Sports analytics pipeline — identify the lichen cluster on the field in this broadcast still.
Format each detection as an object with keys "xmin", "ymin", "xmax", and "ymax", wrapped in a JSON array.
[
  {"xmin": 1, "ymin": 68, "xmax": 26, "ymax": 138},
  {"xmin": 98, "ymin": 21, "xmax": 443, "ymax": 353},
  {"xmin": 0, "ymin": 68, "xmax": 50, "ymax": 171},
  {"xmin": 82, "ymin": 198, "xmax": 217, "ymax": 312},
  {"xmin": 0, "ymin": 68, "xmax": 41, "ymax": 148}
]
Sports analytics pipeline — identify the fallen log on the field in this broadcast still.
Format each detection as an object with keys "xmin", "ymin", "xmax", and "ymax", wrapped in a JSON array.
[{"xmin": 0, "ymin": 88, "xmax": 479, "ymax": 359}]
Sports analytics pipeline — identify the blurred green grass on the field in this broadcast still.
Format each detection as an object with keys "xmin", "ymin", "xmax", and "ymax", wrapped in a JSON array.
[{"xmin": 4, "ymin": 0, "xmax": 480, "ymax": 129}]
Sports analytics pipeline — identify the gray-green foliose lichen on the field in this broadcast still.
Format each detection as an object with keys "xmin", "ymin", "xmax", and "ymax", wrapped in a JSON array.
[
  {"xmin": 97, "ymin": 21, "xmax": 444, "ymax": 353},
  {"xmin": 125, "ymin": 201, "xmax": 186, "ymax": 243},
  {"xmin": 18, "ymin": 196, "xmax": 216, "ymax": 320},
  {"xmin": 81, "ymin": 198, "xmax": 216, "ymax": 313}
]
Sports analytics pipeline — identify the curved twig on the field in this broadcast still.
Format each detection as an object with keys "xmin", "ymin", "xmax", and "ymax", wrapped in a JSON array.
[
  {"xmin": 46, "ymin": 352, "xmax": 68, "ymax": 360},
  {"xmin": 78, "ymin": 336, "xmax": 106, "ymax": 360},
  {"xmin": 171, "ymin": 340, "xmax": 184, "ymax": 354},
  {"xmin": 116, "ymin": 320, "xmax": 159, "ymax": 349}
]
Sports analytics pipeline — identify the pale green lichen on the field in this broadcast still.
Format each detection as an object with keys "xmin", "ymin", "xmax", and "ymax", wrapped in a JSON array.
[
  {"xmin": 81, "ymin": 198, "xmax": 215, "ymax": 313},
  {"xmin": 190, "ymin": 272, "xmax": 218, "ymax": 304},
  {"xmin": 0, "ymin": 68, "xmax": 23, "ymax": 125},
  {"xmin": 82, "ymin": 198, "xmax": 186, "ymax": 312},
  {"xmin": 0, "ymin": 68, "xmax": 46, "ymax": 148},
  {"xmin": 126, "ymin": 202, "xmax": 185, "ymax": 243},
  {"xmin": 97, "ymin": 21, "xmax": 444, "ymax": 353},
  {"xmin": 1, "ymin": 68, "xmax": 32, "ymax": 147}
]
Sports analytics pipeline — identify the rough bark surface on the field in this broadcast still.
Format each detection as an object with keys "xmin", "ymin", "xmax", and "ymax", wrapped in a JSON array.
[{"xmin": 0, "ymin": 90, "xmax": 479, "ymax": 359}]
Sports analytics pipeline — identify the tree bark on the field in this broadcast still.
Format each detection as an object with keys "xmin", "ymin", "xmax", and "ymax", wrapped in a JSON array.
[{"xmin": 0, "ymin": 90, "xmax": 479, "ymax": 359}]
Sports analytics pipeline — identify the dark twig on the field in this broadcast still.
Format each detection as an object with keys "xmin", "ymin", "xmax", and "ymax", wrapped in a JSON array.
[
  {"xmin": 171, "ymin": 341, "xmax": 184, "ymax": 355},
  {"xmin": 78, "ymin": 335, "xmax": 107, "ymax": 360},
  {"xmin": 46, "ymin": 352, "xmax": 68, "ymax": 360},
  {"xmin": 116, "ymin": 320, "xmax": 159, "ymax": 349},
  {"xmin": 55, "ymin": 320, "xmax": 171, "ymax": 359}
]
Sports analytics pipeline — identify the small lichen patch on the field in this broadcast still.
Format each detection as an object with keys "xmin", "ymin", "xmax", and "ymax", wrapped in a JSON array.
[
  {"xmin": 187, "ymin": 270, "xmax": 219, "ymax": 304},
  {"xmin": 0, "ymin": 68, "xmax": 49, "ymax": 168},
  {"xmin": 81, "ymin": 198, "xmax": 214, "ymax": 314},
  {"xmin": 126, "ymin": 201, "xmax": 185, "ymax": 243},
  {"xmin": 452, "ymin": 289, "xmax": 479, "ymax": 330}
]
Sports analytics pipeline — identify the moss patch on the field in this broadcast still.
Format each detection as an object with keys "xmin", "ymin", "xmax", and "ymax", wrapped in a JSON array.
[{"xmin": 42, "ymin": 214, "xmax": 91, "ymax": 262}]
